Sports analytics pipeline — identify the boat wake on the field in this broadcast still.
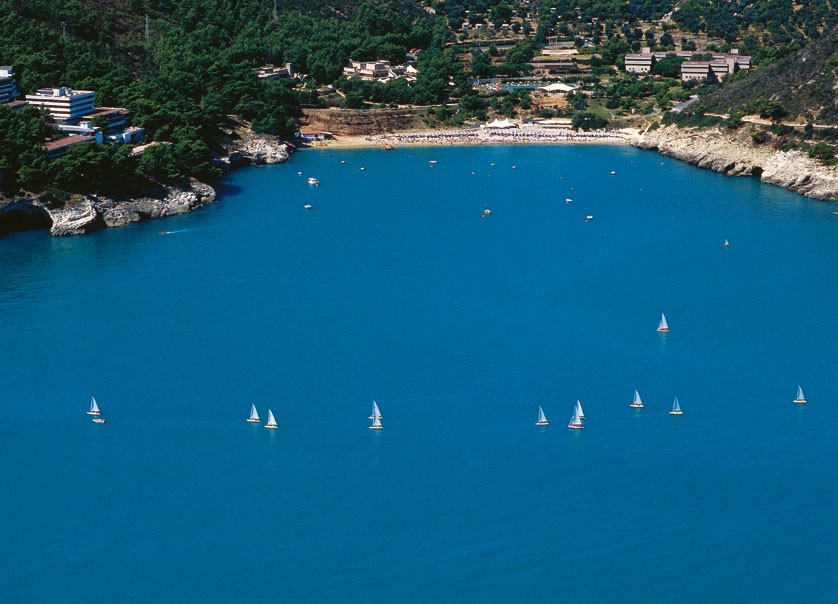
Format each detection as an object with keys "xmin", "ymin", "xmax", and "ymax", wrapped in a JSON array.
[{"xmin": 159, "ymin": 228, "xmax": 204, "ymax": 235}]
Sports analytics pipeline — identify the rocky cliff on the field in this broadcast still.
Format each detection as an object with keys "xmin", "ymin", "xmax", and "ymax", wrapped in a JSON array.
[
  {"xmin": 0, "ymin": 179, "xmax": 217, "ymax": 236},
  {"xmin": 0, "ymin": 130, "xmax": 292, "ymax": 237},
  {"xmin": 632, "ymin": 124, "xmax": 838, "ymax": 201}
]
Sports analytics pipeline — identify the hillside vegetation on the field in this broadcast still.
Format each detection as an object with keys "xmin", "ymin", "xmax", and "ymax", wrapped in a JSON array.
[{"xmin": 699, "ymin": 27, "xmax": 838, "ymax": 125}]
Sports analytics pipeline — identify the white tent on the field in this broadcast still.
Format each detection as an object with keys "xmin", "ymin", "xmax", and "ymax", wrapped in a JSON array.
[
  {"xmin": 538, "ymin": 83, "xmax": 577, "ymax": 93},
  {"xmin": 483, "ymin": 118, "xmax": 518, "ymax": 129}
]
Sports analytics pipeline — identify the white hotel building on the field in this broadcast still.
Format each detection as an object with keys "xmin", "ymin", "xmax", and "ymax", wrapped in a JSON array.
[
  {"xmin": 25, "ymin": 87, "xmax": 96, "ymax": 122},
  {"xmin": 0, "ymin": 66, "xmax": 20, "ymax": 104}
]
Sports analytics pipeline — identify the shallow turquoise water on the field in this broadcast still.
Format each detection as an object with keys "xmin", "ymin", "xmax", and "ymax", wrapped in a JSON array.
[{"xmin": 1, "ymin": 145, "xmax": 836, "ymax": 602}]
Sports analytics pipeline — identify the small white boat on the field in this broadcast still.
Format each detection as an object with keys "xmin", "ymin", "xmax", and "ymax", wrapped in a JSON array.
[
  {"xmin": 359, "ymin": 167, "xmax": 365, "ymax": 171},
  {"xmin": 307, "ymin": 177, "xmax": 319, "ymax": 186},
  {"xmin": 793, "ymin": 385, "xmax": 806, "ymax": 404},
  {"xmin": 369, "ymin": 403, "xmax": 383, "ymax": 430},
  {"xmin": 657, "ymin": 313, "xmax": 670, "ymax": 333},
  {"xmin": 565, "ymin": 198, "xmax": 572, "ymax": 203},
  {"xmin": 483, "ymin": 208, "xmax": 492, "ymax": 217},
  {"xmin": 341, "ymin": 160, "xmax": 346, "ymax": 164},
  {"xmin": 568, "ymin": 404, "xmax": 583, "ymax": 429},
  {"xmin": 92, "ymin": 417, "xmax": 106, "ymax": 424},
  {"xmin": 264, "ymin": 409, "xmax": 278, "ymax": 429},
  {"xmin": 723, "ymin": 239, "xmax": 730, "ymax": 248},
  {"xmin": 429, "ymin": 160, "xmax": 437, "ymax": 167},
  {"xmin": 585, "ymin": 215, "xmax": 594, "ymax": 221},
  {"xmin": 368, "ymin": 400, "xmax": 383, "ymax": 420},
  {"xmin": 489, "ymin": 162, "xmax": 495, "ymax": 167},
  {"xmin": 629, "ymin": 389, "xmax": 644, "ymax": 409},
  {"xmin": 512, "ymin": 165, "xmax": 517, "ymax": 170},
  {"xmin": 303, "ymin": 204, "xmax": 312, "ymax": 210},
  {"xmin": 87, "ymin": 396, "xmax": 101, "ymax": 416},
  {"xmin": 575, "ymin": 399, "xmax": 585, "ymax": 420},
  {"xmin": 669, "ymin": 396, "xmax": 683, "ymax": 415},
  {"xmin": 246, "ymin": 403, "xmax": 260, "ymax": 423},
  {"xmin": 610, "ymin": 170, "xmax": 616, "ymax": 175},
  {"xmin": 535, "ymin": 405, "xmax": 549, "ymax": 426},
  {"xmin": 297, "ymin": 171, "xmax": 303, "ymax": 176}
]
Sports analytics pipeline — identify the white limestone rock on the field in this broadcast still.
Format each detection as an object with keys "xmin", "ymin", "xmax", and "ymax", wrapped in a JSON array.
[{"xmin": 632, "ymin": 125, "xmax": 838, "ymax": 201}]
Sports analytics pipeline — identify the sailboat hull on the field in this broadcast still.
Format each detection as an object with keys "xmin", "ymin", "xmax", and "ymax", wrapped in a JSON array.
[
  {"xmin": 793, "ymin": 399, "xmax": 806, "ymax": 404},
  {"xmin": 92, "ymin": 418, "xmax": 106, "ymax": 424},
  {"xmin": 629, "ymin": 403, "xmax": 643, "ymax": 408},
  {"xmin": 568, "ymin": 423, "xmax": 583, "ymax": 429},
  {"xmin": 246, "ymin": 418, "xmax": 260, "ymax": 423},
  {"xmin": 669, "ymin": 410, "xmax": 683, "ymax": 415},
  {"xmin": 369, "ymin": 425, "xmax": 383, "ymax": 430},
  {"xmin": 535, "ymin": 421, "xmax": 549, "ymax": 426},
  {"xmin": 657, "ymin": 327, "xmax": 669, "ymax": 333},
  {"xmin": 86, "ymin": 411, "xmax": 100, "ymax": 415},
  {"xmin": 264, "ymin": 424, "xmax": 278, "ymax": 429}
]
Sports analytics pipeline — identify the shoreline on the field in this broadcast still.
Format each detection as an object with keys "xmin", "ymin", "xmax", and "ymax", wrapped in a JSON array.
[{"xmin": 311, "ymin": 128, "xmax": 631, "ymax": 150}]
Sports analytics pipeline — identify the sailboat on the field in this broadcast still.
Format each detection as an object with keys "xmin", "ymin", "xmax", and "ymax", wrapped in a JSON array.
[
  {"xmin": 575, "ymin": 399, "xmax": 585, "ymax": 420},
  {"xmin": 87, "ymin": 396, "xmax": 101, "ymax": 416},
  {"xmin": 264, "ymin": 409, "xmax": 278, "ymax": 429},
  {"xmin": 669, "ymin": 396, "xmax": 683, "ymax": 415},
  {"xmin": 568, "ymin": 404, "xmax": 583, "ymax": 429},
  {"xmin": 535, "ymin": 406, "xmax": 549, "ymax": 426},
  {"xmin": 368, "ymin": 400, "xmax": 383, "ymax": 420},
  {"xmin": 793, "ymin": 385, "xmax": 806, "ymax": 404},
  {"xmin": 246, "ymin": 404, "xmax": 260, "ymax": 423},
  {"xmin": 629, "ymin": 389, "xmax": 644, "ymax": 408},
  {"xmin": 369, "ymin": 404, "xmax": 383, "ymax": 430},
  {"xmin": 657, "ymin": 313, "xmax": 670, "ymax": 333},
  {"xmin": 723, "ymin": 239, "xmax": 730, "ymax": 248}
]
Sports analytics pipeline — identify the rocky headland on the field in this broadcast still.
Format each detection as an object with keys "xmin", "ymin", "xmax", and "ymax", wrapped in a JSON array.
[
  {"xmin": 0, "ymin": 131, "xmax": 292, "ymax": 237},
  {"xmin": 631, "ymin": 124, "xmax": 838, "ymax": 201}
]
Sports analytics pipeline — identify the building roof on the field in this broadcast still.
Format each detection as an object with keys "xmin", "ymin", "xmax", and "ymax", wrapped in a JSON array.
[{"xmin": 43, "ymin": 135, "xmax": 95, "ymax": 150}]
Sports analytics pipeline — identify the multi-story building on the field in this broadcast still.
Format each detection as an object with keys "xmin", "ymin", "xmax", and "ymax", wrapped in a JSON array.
[
  {"xmin": 680, "ymin": 61, "xmax": 713, "ymax": 82},
  {"xmin": 25, "ymin": 88, "xmax": 96, "ymax": 122},
  {"xmin": 624, "ymin": 54, "xmax": 655, "ymax": 74},
  {"xmin": 0, "ymin": 66, "xmax": 20, "ymax": 104},
  {"xmin": 343, "ymin": 60, "xmax": 392, "ymax": 79},
  {"xmin": 680, "ymin": 54, "xmax": 749, "ymax": 83}
]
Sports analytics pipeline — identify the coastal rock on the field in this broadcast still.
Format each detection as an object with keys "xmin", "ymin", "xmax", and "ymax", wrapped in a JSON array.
[
  {"xmin": 0, "ymin": 197, "xmax": 53, "ymax": 234},
  {"xmin": 632, "ymin": 125, "xmax": 838, "ymax": 201},
  {"xmin": 100, "ymin": 179, "xmax": 217, "ymax": 228},
  {"xmin": 224, "ymin": 131, "xmax": 291, "ymax": 166},
  {"xmin": 49, "ymin": 197, "xmax": 105, "ymax": 236}
]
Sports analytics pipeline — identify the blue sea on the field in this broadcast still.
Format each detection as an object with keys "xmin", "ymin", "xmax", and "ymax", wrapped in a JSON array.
[{"xmin": 1, "ymin": 144, "xmax": 836, "ymax": 603}]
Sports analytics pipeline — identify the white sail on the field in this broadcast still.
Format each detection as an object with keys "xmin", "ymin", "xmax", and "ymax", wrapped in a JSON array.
[
  {"xmin": 369, "ymin": 400, "xmax": 382, "ymax": 420},
  {"xmin": 575, "ymin": 399, "xmax": 585, "ymax": 420},
  {"xmin": 247, "ymin": 403, "xmax": 260, "ymax": 422},
  {"xmin": 630, "ymin": 389, "xmax": 644, "ymax": 408},
  {"xmin": 87, "ymin": 396, "xmax": 100, "ymax": 415},
  {"xmin": 568, "ymin": 405, "xmax": 583, "ymax": 429},
  {"xmin": 536, "ymin": 406, "xmax": 548, "ymax": 425},
  {"xmin": 657, "ymin": 313, "xmax": 669, "ymax": 331},
  {"xmin": 370, "ymin": 404, "xmax": 383, "ymax": 429},
  {"xmin": 671, "ymin": 396, "xmax": 682, "ymax": 414},
  {"xmin": 265, "ymin": 409, "xmax": 278, "ymax": 428},
  {"xmin": 794, "ymin": 386, "xmax": 806, "ymax": 403}
]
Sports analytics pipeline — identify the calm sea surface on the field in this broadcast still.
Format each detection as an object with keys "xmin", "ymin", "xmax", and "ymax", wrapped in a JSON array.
[{"xmin": 1, "ymin": 145, "xmax": 836, "ymax": 602}]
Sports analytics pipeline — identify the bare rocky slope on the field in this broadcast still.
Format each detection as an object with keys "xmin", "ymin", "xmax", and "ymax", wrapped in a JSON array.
[
  {"xmin": 302, "ymin": 108, "xmax": 426, "ymax": 136},
  {"xmin": 632, "ymin": 124, "xmax": 838, "ymax": 201}
]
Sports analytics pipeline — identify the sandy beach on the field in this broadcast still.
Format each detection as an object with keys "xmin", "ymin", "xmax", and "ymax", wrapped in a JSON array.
[{"xmin": 312, "ymin": 127, "xmax": 633, "ymax": 149}]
